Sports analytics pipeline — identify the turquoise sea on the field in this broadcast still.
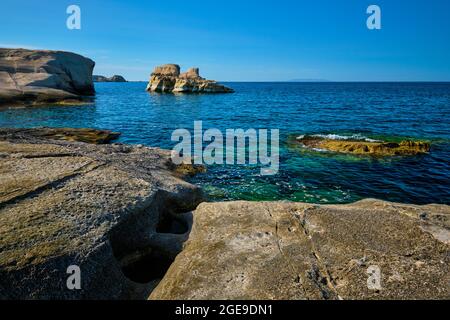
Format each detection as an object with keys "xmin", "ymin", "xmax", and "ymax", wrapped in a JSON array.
[{"xmin": 1, "ymin": 82, "xmax": 449, "ymax": 204}]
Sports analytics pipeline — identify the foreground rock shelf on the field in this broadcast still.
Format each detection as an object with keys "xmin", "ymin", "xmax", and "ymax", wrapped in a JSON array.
[
  {"xmin": 1, "ymin": 128, "xmax": 448, "ymax": 300},
  {"xmin": 0, "ymin": 129, "xmax": 203, "ymax": 299},
  {"xmin": 151, "ymin": 200, "xmax": 449, "ymax": 300}
]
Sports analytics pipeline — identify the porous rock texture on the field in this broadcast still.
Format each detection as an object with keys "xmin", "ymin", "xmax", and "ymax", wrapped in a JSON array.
[
  {"xmin": 0, "ymin": 128, "xmax": 204, "ymax": 299},
  {"xmin": 151, "ymin": 200, "xmax": 449, "ymax": 300},
  {"xmin": 146, "ymin": 64, "xmax": 234, "ymax": 93},
  {"xmin": 0, "ymin": 48, "xmax": 95, "ymax": 107}
]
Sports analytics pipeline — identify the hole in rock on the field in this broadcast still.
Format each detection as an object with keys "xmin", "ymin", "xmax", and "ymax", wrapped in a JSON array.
[
  {"xmin": 156, "ymin": 213, "xmax": 189, "ymax": 234},
  {"xmin": 121, "ymin": 249, "xmax": 174, "ymax": 284}
]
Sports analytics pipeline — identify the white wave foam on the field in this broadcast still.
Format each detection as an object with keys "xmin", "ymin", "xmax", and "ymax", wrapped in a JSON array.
[{"xmin": 310, "ymin": 133, "xmax": 381, "ymax": 142}]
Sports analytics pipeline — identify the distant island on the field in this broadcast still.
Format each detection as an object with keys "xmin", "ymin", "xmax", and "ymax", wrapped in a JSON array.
[
  {"xmin": 289, "ymin": 78, "xmax": 330, "ymax": 82},
  {"xmin": 93, "ymin": 75, "xmax": 127, "ymax": 82}
]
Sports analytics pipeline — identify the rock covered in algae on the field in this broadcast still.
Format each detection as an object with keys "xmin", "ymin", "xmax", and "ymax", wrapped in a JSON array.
[{"xmin": 296, "ymin": 135, "xmax": 430, "ymax": 156}]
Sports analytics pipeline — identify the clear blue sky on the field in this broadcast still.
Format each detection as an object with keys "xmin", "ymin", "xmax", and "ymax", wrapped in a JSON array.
[{"xmin": 1, "ymin": 0, "xmax": 449, "ymax": 81}]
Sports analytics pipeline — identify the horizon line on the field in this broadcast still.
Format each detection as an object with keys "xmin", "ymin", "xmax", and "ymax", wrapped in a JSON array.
[{"xmin": 123, "ymin": 80, "xmax": 450, "ymax": 83}]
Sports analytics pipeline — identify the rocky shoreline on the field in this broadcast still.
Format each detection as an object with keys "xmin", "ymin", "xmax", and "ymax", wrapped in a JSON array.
[
  {"xmin": 0, "ymin": 128, "xmax": 448, "ymax": 300},
  {"xmin": 0, "ymin": 128, "xmax": 204, "ymax": 299},
  {"xmin": 0, "ymin": 49, "xmax": 234, "ymax": 108}
]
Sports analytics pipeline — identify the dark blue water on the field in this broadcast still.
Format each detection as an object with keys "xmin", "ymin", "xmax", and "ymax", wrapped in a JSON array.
[{"xmin": 1, "ymin": 82, "xmax": 449, "ymax": 204}]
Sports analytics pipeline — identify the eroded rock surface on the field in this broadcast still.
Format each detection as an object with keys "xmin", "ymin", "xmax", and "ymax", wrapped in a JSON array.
[
  {"xmin": 146, "ymin": 64, "xmax": 234, "ymax": 93},
  {"xmin": 0, "ymin": 48, "xmax": 95, "ymax": 107},
  {"xmin": 0, "ymin": 129, "xmax": 204, "ymax": 299},
  {"xmin": 297, "ymin": 135, "xmax": 430, "ymax": 156},
  {"xmin": 151, "ymin": 200, "xmax": 449, "ymax": 300}
]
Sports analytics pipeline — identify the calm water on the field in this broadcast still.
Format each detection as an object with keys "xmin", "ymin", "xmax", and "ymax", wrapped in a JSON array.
[{"xmin": 1, "ymin": 82, "xmax": 449, "ymax": 204}]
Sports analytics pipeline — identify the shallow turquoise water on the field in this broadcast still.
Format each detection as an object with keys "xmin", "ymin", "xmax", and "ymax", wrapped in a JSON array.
[{"xmin": 1, "ymin": 82, "xmax": 449, "ymax": 204}]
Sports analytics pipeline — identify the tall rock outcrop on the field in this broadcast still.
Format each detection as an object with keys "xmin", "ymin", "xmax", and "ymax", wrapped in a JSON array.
[
  {"xmin": 146, "ymin": 64, "xmax": 234, "ymax": 93},
  {"xmin": 0, "ymin": 48, "xmax": 95, "ymax": 107}
]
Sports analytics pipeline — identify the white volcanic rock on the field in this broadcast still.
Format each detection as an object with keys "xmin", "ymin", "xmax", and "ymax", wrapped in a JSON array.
[{"xmin": 0, "ymin": 48, "xmax": 95, "ymax": 107}]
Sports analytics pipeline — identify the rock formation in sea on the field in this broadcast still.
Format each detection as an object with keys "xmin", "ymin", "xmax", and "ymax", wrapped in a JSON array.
[
  {"xmin": 296, "ymin": 135, "xmax": 430, "ymax": 156},
  {"xmin": 0, "ymin": 127, "xmax": 120, "ymax": 144},
  {"xmin": 151, "ymin": 200, "xmax": 449, "ymax": 300},
  {"xmin": 93, "ymin": 75, "xmax": 127, "ymax": 82},
  {"xmin": 0, "ymin": 48, "xmax": 95, "ymax": 107},
  {"xmin": 146, "ymin": 64, "xmax": 234, "ymax": 93}
]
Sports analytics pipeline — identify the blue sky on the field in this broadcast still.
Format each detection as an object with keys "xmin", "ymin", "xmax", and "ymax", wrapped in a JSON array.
[{"xmin": 1, "ymin": 0, "xmax": 449, "ymax": 81}]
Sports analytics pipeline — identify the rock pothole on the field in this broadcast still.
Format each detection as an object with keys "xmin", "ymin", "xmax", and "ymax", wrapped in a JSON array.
[{"xmin": 109, "ymin": 190, "xmax": 196, "ymax": 298}]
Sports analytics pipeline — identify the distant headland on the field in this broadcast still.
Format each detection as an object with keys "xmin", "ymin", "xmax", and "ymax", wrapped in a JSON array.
[
  {"xmin": 93, "ymin": 75, "xmax": 127, "ymax": 82},
  {"xmin": 0, "ymin": 48, "xmax": 95, "ymax": 107}
]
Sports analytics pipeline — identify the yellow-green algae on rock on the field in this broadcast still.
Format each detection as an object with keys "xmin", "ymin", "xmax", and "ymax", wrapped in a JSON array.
[{"xmin": 296, "ymin": 135, "xmax": 430, "ymax": 156}]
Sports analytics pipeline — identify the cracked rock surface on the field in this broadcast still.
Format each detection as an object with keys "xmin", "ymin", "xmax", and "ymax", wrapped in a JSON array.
[
  {"xmin": 0, "ymin": 129, "xmax": 203, "ymax": 299},
  {"xmin": 150, "ymin": 200, "xmax": 450, "ymax": 300}
]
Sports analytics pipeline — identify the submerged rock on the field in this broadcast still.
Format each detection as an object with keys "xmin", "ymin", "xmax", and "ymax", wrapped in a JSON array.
[
  {"xmin": 0, "ymin": 48, "xmax": 95, "ymax": 107},
  {"xmin": 0, "ymin": 127, "xmax": 120, "ymax": 144},
  {"xmin": 93, "ymin": 75, "xmax": 127, "ymax": 82},
  {"xmin": 296, "ymin": 135, "xmax": 430, "ymax": 156},
  {"xmin": 146, "ymin": 64, "xmax": 234, "ymax": 93},
  {"xmin": 151, "ymin": 200, "xmax": 449, "ymax": 300},
  {"xmin": 0, "ymin": 129, "xmax": 204, "ymax": 299}
]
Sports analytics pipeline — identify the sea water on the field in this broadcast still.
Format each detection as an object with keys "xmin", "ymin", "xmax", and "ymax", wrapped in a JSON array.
[{"xmin": 1, "ymin": 82, "xmax": 449, "ymax": 204}]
